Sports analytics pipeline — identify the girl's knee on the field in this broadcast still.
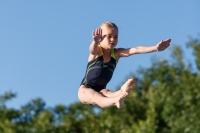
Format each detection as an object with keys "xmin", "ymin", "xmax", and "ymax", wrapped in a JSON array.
[{"xmin": 78, "ymin": 87, "xmax": 86, "ymax": 103}]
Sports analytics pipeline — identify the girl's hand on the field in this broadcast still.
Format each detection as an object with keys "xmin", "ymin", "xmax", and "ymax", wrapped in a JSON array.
[
  {"xmin": 92, "ymin": 28, "xmax": 105, "ymax": 43},
  {"xmin": 156, "ymin": 39, "xmax": 171, "ymax": 51}
]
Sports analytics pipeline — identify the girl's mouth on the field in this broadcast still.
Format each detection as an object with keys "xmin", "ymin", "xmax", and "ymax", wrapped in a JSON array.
[{"xmin": 110, "ymin": 43, "xmax": 115, "ymax": 46}]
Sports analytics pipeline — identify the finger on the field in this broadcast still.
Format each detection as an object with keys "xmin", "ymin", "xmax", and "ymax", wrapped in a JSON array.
[
  {"xmin": 96, "ymin": 28, "xmax": 100, "ymax": 35},
  {"xmin": 92, "ymin": 30, "xmax": 95, "ymax": 36},
  {"xmin": 100, "ymin": 35, "xmax": 106, "ymax": 42},
  {"xmin": 95, "ymin": 28, "xmax": 99, "ymax": 35},
  {"xmin": 166, "ymin": 43, "xmax": 170, "ymax": 48},
  {"xmin": 164, "ymin": 38, "xmax": 171, "ymax": 43},
  {"xmin": 99, "ymin": 28, "xmax": 102, "ymax": 35},
  {"xmin": 160, "ymin": 40, "xmax": 163, "ymax": 45}
]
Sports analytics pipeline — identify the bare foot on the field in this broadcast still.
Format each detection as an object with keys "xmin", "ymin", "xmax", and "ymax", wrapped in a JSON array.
[
  {"xmin": 115, "ymin": 92, "xmax": 128, "ymax": 109},
  {"xmin": 121, "ymin": 78, "xmax": 136, "ymax": 94}
]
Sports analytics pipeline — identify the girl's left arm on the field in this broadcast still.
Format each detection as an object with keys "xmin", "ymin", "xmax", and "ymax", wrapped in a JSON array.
[{"xmin": 116, "ymin": 38, "xmax": 171, "ymax": 58}]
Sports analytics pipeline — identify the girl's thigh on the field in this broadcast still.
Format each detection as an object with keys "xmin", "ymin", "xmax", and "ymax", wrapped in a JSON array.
[{"xmin": 78, "ymin": 85, "xmax": 105, "ymax": 104}]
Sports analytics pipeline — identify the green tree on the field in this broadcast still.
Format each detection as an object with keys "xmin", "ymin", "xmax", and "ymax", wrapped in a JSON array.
[
  {"xmin": 0, "ymin": 91, "xmax": 19, "ymax": 133},
  {"xmin": 0, "ymin": 35, "xmax": 200, "ymax": 133}
]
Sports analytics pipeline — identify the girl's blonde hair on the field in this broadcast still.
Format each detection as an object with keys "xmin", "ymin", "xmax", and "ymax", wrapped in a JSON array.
[{"xmin": 100, "ymin": 22, "xmax": 118, "ymax": 31}]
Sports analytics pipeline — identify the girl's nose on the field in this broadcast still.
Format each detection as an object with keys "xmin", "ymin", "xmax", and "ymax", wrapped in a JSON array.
[{"xmin": 111, "ymin": 37, "xmax": 115, "ymax": 41}]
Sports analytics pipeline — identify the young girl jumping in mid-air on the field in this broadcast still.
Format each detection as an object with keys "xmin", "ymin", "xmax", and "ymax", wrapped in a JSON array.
[{"xmin": 78, "ymin": 22, "xmax": 171, "ymax": 109}]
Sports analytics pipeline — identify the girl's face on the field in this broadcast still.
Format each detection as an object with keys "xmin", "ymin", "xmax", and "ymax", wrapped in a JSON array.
[{"xmin": 100, "ymin": 27, "xmax": 118, "ymax": 49}]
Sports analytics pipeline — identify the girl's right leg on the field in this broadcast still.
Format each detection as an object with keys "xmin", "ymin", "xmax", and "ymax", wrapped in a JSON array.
[{"xmin": 78, "ymin": 85, "xmax": 128, "ymax": 109}]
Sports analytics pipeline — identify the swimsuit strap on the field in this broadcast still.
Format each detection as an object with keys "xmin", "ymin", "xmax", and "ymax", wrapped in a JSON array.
[{"xmin": 111, "ymin": 48, "xmax": 116, "ymax": 59}]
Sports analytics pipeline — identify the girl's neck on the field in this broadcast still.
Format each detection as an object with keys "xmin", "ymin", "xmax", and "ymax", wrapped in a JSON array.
[{"xmin": 101, "ymin": 47, "xmax": 111, "ymax": 56}]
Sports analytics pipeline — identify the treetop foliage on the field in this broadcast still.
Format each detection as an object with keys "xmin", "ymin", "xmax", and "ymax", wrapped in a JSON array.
[{"xmin": 1, "ymin": 35, "xmax": 200, "ymax": 133}]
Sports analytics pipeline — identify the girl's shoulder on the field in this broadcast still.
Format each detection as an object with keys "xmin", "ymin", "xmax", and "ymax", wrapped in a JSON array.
[{"xmin": 114, "ymin": 47, "xmax": 125, "ymax": 56}]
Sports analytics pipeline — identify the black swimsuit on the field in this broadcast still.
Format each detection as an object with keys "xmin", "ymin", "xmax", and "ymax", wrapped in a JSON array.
[{"xmin": 80, "ymin": 46, "xmax": 117, "ymax": 92}]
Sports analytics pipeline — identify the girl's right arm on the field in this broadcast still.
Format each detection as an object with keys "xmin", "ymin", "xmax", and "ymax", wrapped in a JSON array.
[
  {"xmin": 89, "ymin": 28, "xmax": 103, "ymax": 55},
  {"xmin": 89, "ymin": 40, "xmax": 100, "ymax": 55}
]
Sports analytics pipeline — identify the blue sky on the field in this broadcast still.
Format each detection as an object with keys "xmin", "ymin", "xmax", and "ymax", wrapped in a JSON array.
[{"xmin": 0, "ymin": 1, "xmax": 199, "ymax": 109}]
